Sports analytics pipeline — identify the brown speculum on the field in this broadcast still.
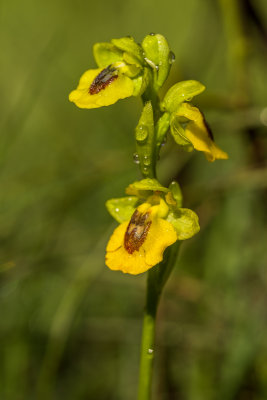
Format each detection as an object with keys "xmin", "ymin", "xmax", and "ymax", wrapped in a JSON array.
[
  {"xmin": 89, "ymin": 65, "xmax": 118, "ymax": 95},
  {"xmin": 124, "ymin": 210, "xmax": 151, "ymax": 254}
]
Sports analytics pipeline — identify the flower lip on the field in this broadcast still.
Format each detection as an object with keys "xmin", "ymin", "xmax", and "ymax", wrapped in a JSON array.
[
  {"xmin": 124, "ymin": 209, "xmax": 152, "ymax": 254},
  {"xmin": 89, "ymin": 65, "xmax": 118, "ymax": 95}
]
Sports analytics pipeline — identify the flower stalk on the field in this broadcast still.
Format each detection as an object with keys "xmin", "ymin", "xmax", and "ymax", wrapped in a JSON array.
[
  {"xmin": 137, "ymin": 77, "xmax": 180, "ymax": 398},
  {"xmin": 138, "ymin": 242, "xmax": 181, "ymax": 400}
]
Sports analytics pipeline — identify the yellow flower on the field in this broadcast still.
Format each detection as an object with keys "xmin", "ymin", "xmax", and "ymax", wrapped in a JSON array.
[
  {"xmin": 105, "ymin": 179, "xmax": 200, "ymax": 275},
  {"xmin": 105, "ymin": 200, "xmax": 177, "ymax": 275},
  {"xmin": 177, "ymin": 103, "xmax": 228, "ymax": 162},
  {"xmin": 69, "ymin": 64, "xmax": 135, "ymax": 109}
]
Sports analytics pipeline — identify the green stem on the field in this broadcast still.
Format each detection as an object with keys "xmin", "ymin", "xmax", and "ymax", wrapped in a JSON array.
[
  {"xmin": 137, "ymin": 303, "xmax": 157, "ymax": 400},
  {"xmin": 137, "ymin": 242, "xmax": 181, "ymax": 400},
  {"xmin": 137, "ymin": 75, "xmax": 181, "ymax": 399}
]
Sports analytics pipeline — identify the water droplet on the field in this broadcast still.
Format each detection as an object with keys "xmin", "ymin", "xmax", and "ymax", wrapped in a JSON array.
[
  {"xmin": 115, "ymin": 208, "xmax": 119, "ymax": 212},
  {"xmin": 161, "ymin": 136, "xmax": 167, "ymax": 146},
  {"xmin": 133, "ymin": 153, "xmax": 140, "ymax": 164},
  {"xmin": 143, "ymin": 166, "xmax": 149, "ymax": 174},
  {"xmin": 148, "ymin": 348, "xmax": 154, "ymax": 354},
  {"xmin": 149, "ymin": 32, "xmax": 155, "ymax": 36},
  {"xmin": 143, "ymin": 155, "xmax": 150, "ymax": 166},
  {"xmin": 169, "ymin": 51, "xmax": 175, "ymax": 64},
  {"xmin": 136, "ymin": 125, "xmax": 148, "ymax": 143}
]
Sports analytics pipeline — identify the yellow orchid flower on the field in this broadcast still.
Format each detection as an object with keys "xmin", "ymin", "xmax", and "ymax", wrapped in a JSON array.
[
  {"xmin": 176, "ymin": 103, "xmax": 228, "ymax": 162},
  {"xmin": 105, "ymin": 199, "xmax": 177, "ymax": 275},
  {"xmin": 69, "ymin": 63, "xmax": 135, "ymax": 109}
]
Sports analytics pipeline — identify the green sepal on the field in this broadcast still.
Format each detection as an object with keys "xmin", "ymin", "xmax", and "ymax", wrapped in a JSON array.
[
  {"xmin": 142, "ymin": 33, "xmax": 172, "ymax": 89},
  {"xmin": 167, "ymin": 208, "xmax": 200, "ymax": 240},
  {"xmin": 106, "ymin": 196, "xmax": 139, "ymax": 223},
  {"xmin": 126, "ymin": 178, "xmax": 169, "ymax": 197},
  {"xmin": 93, "ymin": 43, "xmax": 123, "ymax": 68},
  {"xmin": 161, "ymin": 80, "xmax": 206, "ymax": 113},
  {"xmin": 169, "ymin": 181, "xmax": 183, "ymax": 208},
  {"xmin": 111, "ymin": 37, "xmax": 144, "ymax": 66},
  {"xmin": 132, "ymin": 67, "xmax": 150, "ymax": 96},
  {"xmin": 170, "ymin": 114, "xmax": 193, "ymax": 151},
  {"xmin": 155, "ymin": 112, "xmax": 170, "ymax": 149},
  {"xmin": 134, "ymin": 101, "xmax": 155, "ymax": 177}
]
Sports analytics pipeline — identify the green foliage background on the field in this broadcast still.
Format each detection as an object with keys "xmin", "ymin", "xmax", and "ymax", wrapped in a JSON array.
[{"xmin": 1, "ymin": 0, "xmax": 267, "ymax": 399}]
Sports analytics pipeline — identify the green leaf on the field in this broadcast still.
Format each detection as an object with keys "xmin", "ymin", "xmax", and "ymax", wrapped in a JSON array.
[
  {"xmin": 93, "ymin": 43, "xmax": 123, "ymax": 68},
  {"xmin": 161, "ymin": 80, "xmax": 206, "ymax": 113},
  {"xmin": 142, "ymin": 33, "xmax": 172, "ymax": 89},
  {"xmin": 167, "ymin": 208, "xmax": 200, "ymax": 240},
  {"xmin": 169, "ymin": 181, "xmax": 183, "ymax": 207},
  {"xmin": 126, "ymin": 178, "xmax": 168, "ymax": 196},
  {"xmin": 106, "ymin": 197, "xmax": 139, "ymax": 223}
]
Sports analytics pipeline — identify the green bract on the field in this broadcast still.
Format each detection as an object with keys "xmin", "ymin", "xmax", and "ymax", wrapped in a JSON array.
[
  {"xmin": 142, "ymin": 34, "xmax": 172, "ymax": 89},
  {"xmin": 161, "ymin": 80, "xmax": 206, "ymax": 113},
  {"xmin": 169, "ymin": 181, "xmax": 183, "ymax": 208},
  {"xmin": 155, "ymin": 112, "xmax": 170, "ymax": 153},
  {"xmin": 135, "ymin": 102, "xmax": 155, "ymax": 177}
]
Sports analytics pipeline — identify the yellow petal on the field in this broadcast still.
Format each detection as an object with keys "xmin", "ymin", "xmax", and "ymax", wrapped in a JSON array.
[
  {"xmin": 106, "ymin": 222, "xmax": 128, "ymax": 252},
  {"xmin": 105, "ymin": 213, "xmax": 177, "ymax": 275},
  {"xmin": 177, "ymin": 103, "xmax": 228, "ymax": 162},
  {"xmin": 69, "ymin": 68, "xmax": 134, "ymax": 109},
  {"xmin": 143, "ymin": 218, "xmax": 177, "ymax": 266},
  {"xmin": 106, "ymin": 246, "xmax": 148, "ymax": 275}
]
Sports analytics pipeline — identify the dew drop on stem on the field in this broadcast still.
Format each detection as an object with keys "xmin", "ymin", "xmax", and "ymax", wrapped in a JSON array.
[
  {"xmin": 133, "ymin": 152, "xmax": 140, "ymax": 164},
  {"xmin": 169, "ymin": 51, "xmax": 175, "ymax": 64},
  {"xmin": 136, "ymin": 125, "xmax": 148, "ymax": 143},
  {"xmin": 143, "ymin": 155, "xmax": 150, "ymax": 166}
]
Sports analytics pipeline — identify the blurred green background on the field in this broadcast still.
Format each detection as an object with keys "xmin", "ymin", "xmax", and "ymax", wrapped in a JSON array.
[{"xmin": 1, "ymin": 0, "xmax": 267, "ymax": 399}]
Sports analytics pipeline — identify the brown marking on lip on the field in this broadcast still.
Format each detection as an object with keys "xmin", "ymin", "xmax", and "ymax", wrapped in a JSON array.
[
  {"xmin": 124, "ymin": 210, "xmax": 152, "ymax": 254},
  {"xmin": 89, "ymin": 65, "xmax": 118, "ymax": 95}
]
